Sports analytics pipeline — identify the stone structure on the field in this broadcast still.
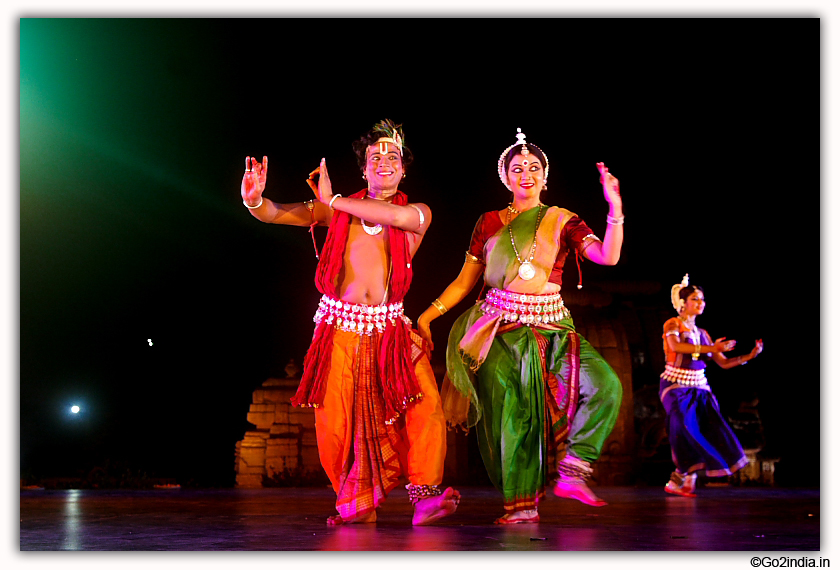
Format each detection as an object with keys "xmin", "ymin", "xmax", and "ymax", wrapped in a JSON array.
[
  {"xmin": 234, "ymin": 361, "xmax": 323, "ymax": 488},
  {"xmin": 727, "ymin": 397, "xmax": 780, "ymax": 486},
  {"xmin": 562, "ymin": 290, "xmax": 636, "ymax": 486},
  {"xmin": 234, "ymin": 281, "xmax": 776, "ymax": 489}
]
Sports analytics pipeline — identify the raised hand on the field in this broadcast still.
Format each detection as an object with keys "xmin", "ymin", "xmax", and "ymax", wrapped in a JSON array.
[
  {"xmin": 308, "ymin": 158, "xmax": 334, "ymax": 205},
  {"xmin": 242, "ymin": 156, "xmax": 268, "ymax": 207},
  {"xmin": 749, "ymin": 339, "xmax": 764, "ymax": 358},
  {"xmin": 597, "ymin": 162, "xmax": 621, "ymax": 209}
]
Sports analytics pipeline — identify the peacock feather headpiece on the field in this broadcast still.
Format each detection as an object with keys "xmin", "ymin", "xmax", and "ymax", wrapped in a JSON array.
[{"xmin": 370, "ymin": 119, "xmax": 405, "ymax": 157}]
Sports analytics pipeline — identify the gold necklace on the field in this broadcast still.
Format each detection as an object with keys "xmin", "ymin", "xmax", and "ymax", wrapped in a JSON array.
[
  {"xmin": 679, "ymin": 316, "xmax": 701, "ymax": 360},
  {"xmin": 678, "ymin": 316, "xmax": 697, "ymax": 329},
  {"xmin": 367, "ymin": 189, "xmax": 397, "ymax": 200},
  {"xmin": 507, "ymin": 204, "xmax": 544, "ymax": 281}
]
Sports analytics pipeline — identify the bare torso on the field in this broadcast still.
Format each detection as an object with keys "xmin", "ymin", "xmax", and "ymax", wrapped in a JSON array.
[{"xmin": 335, "ymin": 215, "xmax": 422, "ymax": 305}]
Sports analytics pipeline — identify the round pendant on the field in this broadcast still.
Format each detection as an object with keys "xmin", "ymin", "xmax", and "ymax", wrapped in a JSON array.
[
  {"xmin": 361, "ymin": 220, "xmax": 382, "ymax": 235},
  {"xmin": 518, "ymin": 261, "xmax": 535, "ymax": 281}
]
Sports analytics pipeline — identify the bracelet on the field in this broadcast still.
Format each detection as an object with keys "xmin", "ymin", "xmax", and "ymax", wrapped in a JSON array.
[
  {"xmin": 328, "ymin": 194, "xmax": 342, "ymax": 209},
  {"xmin": 431, "ymin": 299, "xmax": 448, "ymax": 315},
  {"xmin": 244, "ymin": 197, "xmax": 263, "ymax": 209},
  {"xmin": 606, "ymin": 214, "xmax": 625, "ymax": 225}
]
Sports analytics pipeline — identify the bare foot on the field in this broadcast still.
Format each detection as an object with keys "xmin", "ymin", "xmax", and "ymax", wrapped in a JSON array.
[
  {"xmin": 412, "ymin": 487, "xmax": 460, "ymax": 526},
  {"xmin": 553, "ymin": 480, "xmax": 607, "ymax": 507},
  {"xmin": 326, "ymin": 511, "xmax": 377, "ymax": 526},
  {"xmin": 494, "ymin": 509, "xmax": 539, "ymax": 524}
]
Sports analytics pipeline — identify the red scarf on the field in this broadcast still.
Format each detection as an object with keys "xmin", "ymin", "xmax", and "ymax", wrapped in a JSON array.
[{"xmin": 291, "ymin": 190, "xmax": 423, "ymax": 423}]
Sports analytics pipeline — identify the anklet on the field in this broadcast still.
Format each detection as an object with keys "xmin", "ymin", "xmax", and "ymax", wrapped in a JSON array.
[
  {"xmin": 557, "ymin": 456, "xmax": 594, "ymax": 482},
  {"xmin": 406, "ymin": 484, "xmax": 443, "ymax": 504}
]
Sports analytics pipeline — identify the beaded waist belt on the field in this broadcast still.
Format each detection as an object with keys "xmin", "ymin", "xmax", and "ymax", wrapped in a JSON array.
[
  {"xmin": 313, "ymin": 294, "xmax": 407, "ymax": 335},
  {"xmin": 661, "ymin": 364, "xmax": 708, "ymax": 386},
  {"xmin": 480, "ymin": 288, "xmax": 571, "ymax": 326}
]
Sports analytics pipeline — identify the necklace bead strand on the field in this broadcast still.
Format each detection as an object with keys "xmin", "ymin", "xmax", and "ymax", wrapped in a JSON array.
[{"xmin": 507, "ymin": 204, "xmax": 545, "ymax": 281}]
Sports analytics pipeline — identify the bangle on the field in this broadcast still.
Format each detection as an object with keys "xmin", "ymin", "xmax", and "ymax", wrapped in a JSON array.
[
  {"xmin": 606, "ymin": 214, "xmax": 625, "ymax": 225},
  {"xmin": 244, "ymin": 197, "xmax": 263, "ymax": 209},
  {"xmin": 328, "ymin": 194, "xmax": 342, "ymax": 209},
  {"xmin": 431, "ymin": 299, "xmax": 448, "ymax": 315}
]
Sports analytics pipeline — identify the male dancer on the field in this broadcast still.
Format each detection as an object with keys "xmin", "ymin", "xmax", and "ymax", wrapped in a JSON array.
[{"xmin": 241, "ymin": 120, "xmax": 459, "ymax": 525}]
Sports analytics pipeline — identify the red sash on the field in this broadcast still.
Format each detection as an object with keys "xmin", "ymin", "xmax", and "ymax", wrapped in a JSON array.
[{"xmin": 291, "ymin": 190, "xmax": 424, "ymax": 423}]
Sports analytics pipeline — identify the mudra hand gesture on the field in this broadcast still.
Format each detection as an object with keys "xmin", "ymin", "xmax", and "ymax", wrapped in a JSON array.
[
  {"xmin": 307, "ymin": 158, "xmax": 334, "ymax": 206},
  {"xmin": 597, "ymin": 162, "xmax": 621, "ymax": 209},
  {"xmin": 713, "ymin": 337, "xmax": 737, "ymax": 353},
  {"xmin": 242, "ymin": 156, "xmax": 268, "ymax": 207}
]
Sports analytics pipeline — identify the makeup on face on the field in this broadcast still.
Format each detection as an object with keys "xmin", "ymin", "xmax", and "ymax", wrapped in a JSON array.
[{"xmin": 507, "ymin": 153, "xmax": 545, "ymax": 193}]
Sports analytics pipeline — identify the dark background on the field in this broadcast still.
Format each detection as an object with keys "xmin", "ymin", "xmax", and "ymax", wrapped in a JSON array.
[{"xmin": 19, "ymin": 18, "xmax": 817, "ymax": 487}]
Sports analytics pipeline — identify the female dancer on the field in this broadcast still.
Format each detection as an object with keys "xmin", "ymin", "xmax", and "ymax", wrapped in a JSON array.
[
  {"xmin": 661, "ymin": 274, "xmax": 764, "ymax": 497},
  {"xmin": 417, "ymin": 129, "xmax": 624, "ymax": 524}
]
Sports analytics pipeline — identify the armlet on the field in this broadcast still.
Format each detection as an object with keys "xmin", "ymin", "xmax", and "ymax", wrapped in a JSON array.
[
  {"xmin": 409, "ymin": 204, "xmax": 425, "ymax": 229},
  {"xmin": 579, "ymin": 233, "xmax": 602, "ymax": 255},
  {"xmin": 465, "ymin": 251, "xmax": 484, "ymax": 264}
]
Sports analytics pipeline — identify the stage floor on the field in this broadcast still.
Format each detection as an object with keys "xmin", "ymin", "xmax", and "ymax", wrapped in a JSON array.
[{"xmin": 19, "ymin": 485, "xmax": 819, "ymax": 551}]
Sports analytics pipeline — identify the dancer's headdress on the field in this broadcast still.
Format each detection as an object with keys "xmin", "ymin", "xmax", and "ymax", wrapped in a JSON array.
[
  {"xmin": 497, "ymin": 128, "xmax": 549, "ymax": 189},
  {"xmin": 370, "ymin": 119, "xmax": 405, "ymax": 157},
  {"xmin": 670, "ymin": 273, "xmax": 691, "ymax": 313}
]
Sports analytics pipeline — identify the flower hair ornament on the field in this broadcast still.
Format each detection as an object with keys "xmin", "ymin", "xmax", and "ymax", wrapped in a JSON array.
[
  {"xmin": 670, "ymin": 273, "xmax": 691, "ymax": 314},
  {"xmin": 497, "ymin": 128, "xmax": 549, "ymax": 190},
  {"xmin": 370, "ymin": 118, "xmax": 405, "ymax": 157}
]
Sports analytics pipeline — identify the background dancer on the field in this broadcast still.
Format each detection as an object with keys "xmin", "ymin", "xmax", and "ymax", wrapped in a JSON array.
[
  {"xmin": 660, "ymin": 274, "xmax": 764, "ymax": 497},
  {"xmin": 240, "ymin": 120, "xmax": 459, "ymax": 525},
  {"xmin": 417, "ymin": 129, "xmax": 623, "ymax": 524}
]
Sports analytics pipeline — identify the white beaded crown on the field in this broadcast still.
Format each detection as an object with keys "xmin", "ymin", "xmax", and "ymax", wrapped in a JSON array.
[
  {"xmin": 671, "ymin": 273, "xmax": 691, "ymax": 313},
  {"xmin": 497, "ymin": 128, "xmax": 549, "ymax": 189}
]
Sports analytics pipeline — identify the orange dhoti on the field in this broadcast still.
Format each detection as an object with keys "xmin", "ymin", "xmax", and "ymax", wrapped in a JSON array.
[{"xmin": 314, "ymin": 328, "xmax": 446, "ymax": 520}]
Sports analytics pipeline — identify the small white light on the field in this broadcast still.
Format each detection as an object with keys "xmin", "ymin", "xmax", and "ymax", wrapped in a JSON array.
[
  {"xmin": 70, "ymin": 406, "xmax": 80, "ymax": 414},
  {"xmin": 147, "ymin": 339, "xmax": 153, "ymax": 346}
]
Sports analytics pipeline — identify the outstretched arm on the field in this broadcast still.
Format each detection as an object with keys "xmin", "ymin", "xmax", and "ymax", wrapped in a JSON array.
[
  {"xmin": 416, "ymin": 259, "xmax": 485, "ymax": 351},
  {"xmin": 309, "ymin": 159, "xmax": 430, "ymax": 235},
  {"xmin": 582, "ymin": 162, "xmax": 623, "ymax": 266},
  {"xmin": 712, "ymin": 339, "xmax": 764, "ymax": 369},
  {"xmin": 241, "ymin": 155, "xmax": 332, "ymax": 226}
]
